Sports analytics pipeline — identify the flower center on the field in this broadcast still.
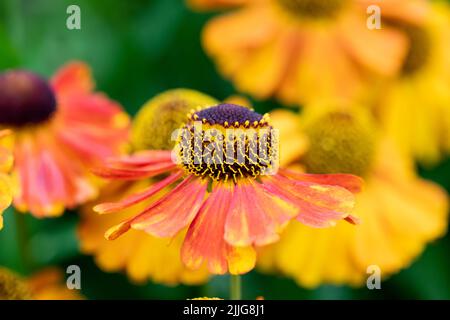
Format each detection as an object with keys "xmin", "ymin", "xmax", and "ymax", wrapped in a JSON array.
[
  {"xmin": 0, "ymin": 268, "xmax": 32, "ymax": 300},
  {"xmin": 302, "ymin": 110, "xmax": 376, "ymax": 177},
  {"xmin": 0, "ymin": 70, "xmax": 57, "ymax": 127},
  {"xmin": 401, "ymin": 25, "xmax": 431, "ymax": 76},
  {"xmin": 176, "ymin": 104, "xmax": 278, "ymax": 183},
  {"xmin": 276, "ymin": 0, "xmax": 347, "ymax": 19},
  {"xmin": 131, "ymin": 89, "xmax": 218, "ymax": 151}
]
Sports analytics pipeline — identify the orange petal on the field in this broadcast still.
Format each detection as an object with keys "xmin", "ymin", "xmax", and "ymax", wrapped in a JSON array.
[
  {"xmin": 131, "ymin": 177, "xmax": 207, "ymax": 238},
  {"xmin": 182, "ymin": 183, "xmax": 233, "ymax": 274},
  {"xmin": 338, "ymin": 12, "xmax": 408, "ymax": 76},
  {"xmin": 263, "ymin": 175, "xmax": 356, "ymax": 228},
  {"xmin": 225, "ymin": 180, "xmax": 296, "ymax": 247},
  {"xmin": 280, "ymin": 169, "xmax": 364, "ymax": 193},
  {"xmin": 94, "ymin": 171, "xmax": 182, "ymax": 214},
  {"xmin": 92, "ymin": 162, "xmax": 177, "ymax": 180},
  {"xmin": 51, "ymin": 61, "xmax": 94, "ymax": 96}
]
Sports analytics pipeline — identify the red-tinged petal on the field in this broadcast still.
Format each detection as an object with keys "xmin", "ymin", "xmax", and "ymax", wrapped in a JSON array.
[
  {"xmin": 50, "ymin": 61, "xmax": 94, "ymax": 96},
  {"xmin": 92, "ymin": 162, "xmax": 177, "ymax": 180},
  {"xmin": 59, "ymin": 93, "xmax": 124, "ymax": 120},
  {"xmin": 263, "ymin": 175, "xmax": 356, "ymax": 228},
  {"xmin": 280, "ymin": 169, "xmax": 364, "ymax": 193},
  {"xmin": 94, "ymin": 171, "xmax": 183, "ymax": 214},
  {"xmin": 182, "ymin": 183, "xmax": 233, "ymax": 274},
  {"xmin": 106, "ymin": 151, "xmax": 173, "ymax": 168},
  {"xmin": 225, "ymin": 180, "xmax": 297, "ymax": 247},
  {"xmin": 131, "ymin": 177, "xmax": 207, "ymax": 238},
  {"xmin": 105, "ymin": 221, "xmax": 132, "ymax": 240}
]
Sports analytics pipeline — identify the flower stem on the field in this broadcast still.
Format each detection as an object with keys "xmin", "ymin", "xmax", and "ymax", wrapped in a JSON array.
[
  {"xmin": 14, "ymin": 209, "xmax": 32, "ymax": 273},
  {"xmin": 230, "ymin": 274, "xmax": 242, "ymax": 300}
]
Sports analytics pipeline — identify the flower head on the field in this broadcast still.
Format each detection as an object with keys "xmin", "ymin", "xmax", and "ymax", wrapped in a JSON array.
[
  {"xmin": 259, "ymin": 108, "xmax": 448, "ymax": 287},
  {"xmin": 0, "ymin": 267, "xmax": 82, "ymax": 300},
  {"xmin": 0, "ymin": 62, "xmax": 130, "ymax": 217},
  {"xmin": 377, "ymin": 2, "xmax": 450, "ymax": 163},
  {"xmin": 95, "ymin": 103, "xmax": 361, "ymax": 275},
  {"xmin": 193, "ymin": 0, "xmax": 427, "ymax": 105},
  {"xmin": 131, "ymin": 88, "xmax": 218, "ymax": 151},
  {"xmin": 79, "ymin": 89, "xmax": 214, "ymax": 285},
  {"xmin": 26, "ymin": 268, "xmax": 83, "ymax": 300}
]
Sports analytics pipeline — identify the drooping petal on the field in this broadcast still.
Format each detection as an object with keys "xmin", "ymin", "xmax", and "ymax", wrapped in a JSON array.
[
  {"xmin": 131, "ymin": 177, "xmax": 207, "ymax": 238},
  {"xmin": 50, "ymin": 61, "xmax": 94, "ymax": 96},
  {"xmin": 182, "ymin": 183, "xmax": 233, "ymax": 274},
  {"xmin": 106, "ymin": 151, "xmax": 173, "ymax": 168},
  {"xmin": 262, "ymin": 174, "xmax": 356, "ymax": 228},
  {"xmin": 94, "ymin": 171, "xmax": 183, "ymax": 214},
  {"xmin": 181, "ymin": 183, "xmax": 256, "ymax": 275},
  {"xmin": 279, "ymin": 169, "xmax": 364, "ymax": 193},
  {"xmin": 93, "ymin": 162, "xmax": 177, "ymax": 180},
  {"xmin": 224, "ymin": 180, "xmax": 297, "ymax": 247}
]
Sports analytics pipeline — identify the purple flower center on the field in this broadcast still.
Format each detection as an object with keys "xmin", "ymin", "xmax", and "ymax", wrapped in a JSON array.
[
  {"xmin": 193, "ymin": 104, "xmax": 263, "ymax": 126},
  {"xmin": 0, "ymin": 70, "xmax": 57, "ymax": 127}
]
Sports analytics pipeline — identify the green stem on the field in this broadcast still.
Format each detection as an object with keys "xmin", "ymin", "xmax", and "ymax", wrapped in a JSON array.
[
  {"xmin": 230, "ymin": 274, "xmax": 242, "ymax": 300},
  {"xmin": 14, "ymin": 210, "xmax": 32, "ymax": 273}
]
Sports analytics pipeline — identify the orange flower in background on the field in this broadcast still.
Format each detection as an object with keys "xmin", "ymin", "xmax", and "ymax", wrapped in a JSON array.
[
  {"xmin": 0, "ymin": 62, "xmax": 129, "ymax": 217},
  {"xmin": 0, "ymin": 130, "xmax": 13, "ymax": 229},
  {"xmin": 192, "ymin": 0, "xmax": 428, "ymax": 105},
  {"xmin": 94, "ymin": 103, "xmax": 361, "ymax": 275},
  {"xmin": 26, "ymin": 268, "xmax": 83, "ymax": 300},
  {"xmin": 258, "ymin": 108, "xmax": 448, "ymax": 287},
  {"xmin": 376, "ymin": 1, "xmax": 450, "ymax": 164},
  {"xmin": 0, "ymin": 267, "xmax": 82, "ymax": 300},
  {"xmin": 79, "ymin": 89, "xmax": 215, "ymax": 285}
]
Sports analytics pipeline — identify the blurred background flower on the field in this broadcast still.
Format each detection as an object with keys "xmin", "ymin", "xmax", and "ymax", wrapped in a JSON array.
[
  {"xmin": 194, "ymin": 0, "xmax": 422, "ymax": 105},
  {"xmin": 0, "ymin": 266, "xmax": 82, "ymax": 300},
  {"xmin": 0, "ymin": 0, "xmax": 449, "ymax": 299},
  {"xmin": 375, "ymin": 1, "xmax": 450, "ymax": 164},
  {"xmin": 0, "ymin": 62, "xmax": 129, "ymax": 217},
  {"xmin": 258, "ymin": 107, "xmax": 448, "ymax": 287}
]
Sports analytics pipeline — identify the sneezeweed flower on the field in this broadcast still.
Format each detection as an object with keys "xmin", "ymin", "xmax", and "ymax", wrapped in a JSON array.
[
  {"xmin": 0, "ymin": 267, "xmax": 31, "ymax": 300},
  {"xmin": 26, "ymin": 268, "xmax": 83, "ymax": 300},
  {"xmin": 131, "ymin": 89, "xmax": 218, "ymax": 151},
  {"xmin": 79, "ymin": 89, "xmax": 215, "ymax": 285},
  {"xmin": 94, "ymin": 103, "xmax": 361, "ymax": 275},
  {"xmin": 258, "ymin": 108, "xmax": 448, "ymax": 287},
  {"xmin": 0, "ymin": 62, "xmax": 129, "ymax": 217},
  {"xmin": 190, "ymin": 0, "xmax": 428, "ymax": 105},
  {"xmin": 377, "ymin": 1, "xmax": 450, "ymax": 164},
  {"xmin": 0, "ymin": 130, "xmax": 13, "ymax": 229},
  {"xmin": 0, "ymin": 267, "xmax": 82, "ymax": 300}
]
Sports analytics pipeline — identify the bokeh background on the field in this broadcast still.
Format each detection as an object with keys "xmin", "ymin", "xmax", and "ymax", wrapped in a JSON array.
[{"xmin": 0, "ymin": 0, "xmax": 449, "ymax": 299}]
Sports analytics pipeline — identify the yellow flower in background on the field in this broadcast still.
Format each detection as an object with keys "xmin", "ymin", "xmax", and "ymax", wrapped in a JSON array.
[
  {"xmin": 0, "ymin": 62, "xmax": 129, "ymax": 217},
  {"xmin": 79, "ymin": 180, "xmax": 210, "ymax": 285},
  {"xmin": 193, "ymin": 0, "xmax": 428, "ymax": 105},
  {"xmin": 26, "ymin": 268, "xmax": 83, "ymax": 300},
  {"xmin": 0, "ymin": 267, "xmax": 81, "ymax": 300},
  {"xmin": 131, "ymin": 89, "xmax": 218, "ymax": 151},
  {"xmin": 0, "ymin": 130, "xmax": 13, "ymax": 229},
  {"xmin": 79, "ymin": 89, "xmax": 216, "ymax": 285},
  {"xmin": 377, "ymin": 1, "xmax": 450, "ymax": 164},
  {"xmin": 258, "ymin": 108, "xmax": 449, "ymax": 287}
]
